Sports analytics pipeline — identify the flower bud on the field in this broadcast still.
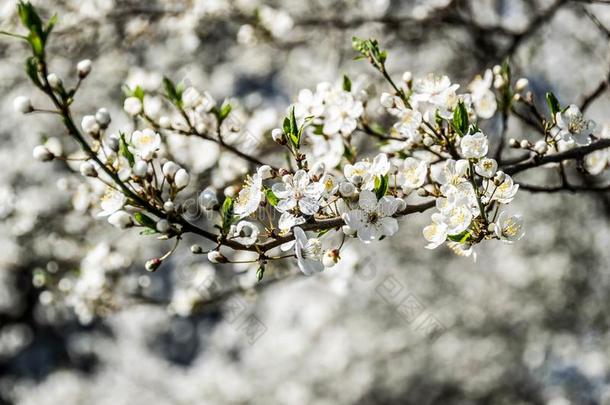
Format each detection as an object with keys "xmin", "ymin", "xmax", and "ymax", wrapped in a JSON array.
[
  {"xmin": 145, "ymin": 258, "xmax": 162, "ymax": 272},
  {"xmin": 162, "ymin": 161, "xmax": 180, "ymax": 180},
  {"xmin": 380, "ymin": 92, "xmax": 394, "ymax": 108},
  {"xmin": 76, "ymin": 59, "xmax": 92, "ymax": 78},
  {"xmin": 163, "ymin": 201, "xmax": 175, "ymax": 213},
  {"xmin": 509, "ymin": 138, "xmax": 519, "ymax": 148},
  {"xmin": 322, "ymin": 249, "xmax": 340, "ymax": 268},
  {"xmin": 199, "ymin": 188, "xmax": 218, "ymax": 209},
  {"xmin": 395, "ymin": 198, "xmax": 407, "ymax": 212},
  {"xmin": 46, "ymin": 73, "xmax": 62, "ymax": 90},
  {"xmin": 107, "ymin": 134, "xmax": 120, "ymax": 152},
  {"xmin": 417, "ymin": 188, "xmax": 428, "ymax": 197},
  {"xmin": 13, "ymin": 96, "xmax": 33, "ymax": 114},
  {"xmin": 174, "ymin": 168, "xmax": 190, "ymax": 189},
  {"xmin": 271, "ymin": 128, "xmax": 285, "ymax": 144},
  {"xmin": 81, "ymin": 115, "xmax": 100, "ymax": 135},
  {"xmin": 133, "ymin": 160, "xmax": 148, "ymax": 178},
  {"xmin": 207, "ymin": 250, "xmax": 227, "ymax": 263},
  {"xmin": 310, "ymin": 161, "xmax": 325, "ymax": 179},
  {"xmin": 156, "ymin": 219, "xmax": 170, "ymax": 233},
  {"xmin": 339, "ymin": 181, "xmax": 357, "ymax": 197},
  {"xmin": 95, "ymin": 108, "xmax": 111, "ymax": 128},
  {"xmin": 423, "ymin": 136, "xmax": 434, "ymax": 147},
  {"xmin": 32, "ymin": 145, "xmax": 54, "ymax": 161},
  {"xmin": 341, "ymin": 224, "xmax": 357, "ymax": 236},
  {"xmin": 402, "ymin": 71, "xmax": 412, "ymax": 84},
  {"xmin": 520, "ymin": 140, "xmax": 530, "ymax": 149},
  {"xmin": 159, "ymin": 116, "xmax": 171, "ymax": 128},
  {"xmin": 124, "ymin": 96, "xmax": 142, "ymax": 116},
  {"xmin": 257, "ymin": 164, "xmax": 274, "ymax": 180},
  {"xmin": 190, "ymin": 244, "xmax": 203, "ymax": 254},
  {"xmin": 108, "ymin": 210, "xmax": 133, "ymax": 229},
  {"xmin": 494, "ymin": 171, "xmax": 506, "ymax": 186},
  {"xmin": 534, "ymin": 140, "xmax": 548, "ymax": 155},
  {"xmin": 515, "ymin": 78, "xmax": 529, "ymax": 92},
  {"xmin": 224, "ymin": 185, "xmax": 237, "ymax": 198},
  {"xmin": 79, "ymin": 161, "xmax": 97, "ymax": 177},
  {"xmin": 492, "ymin": 65, "xmax": 502, "ymax": 75}
]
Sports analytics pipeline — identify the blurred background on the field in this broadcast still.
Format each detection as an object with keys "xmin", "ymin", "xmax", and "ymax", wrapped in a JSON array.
[{"xmin": 1, "ymin": 0, "xmax": 610, "ymax": 404}]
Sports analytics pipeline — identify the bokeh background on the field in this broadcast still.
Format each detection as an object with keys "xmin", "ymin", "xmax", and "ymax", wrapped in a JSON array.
[{"xmin": 1, "ymin": 0, "xmax": 610, "ymax": 404}]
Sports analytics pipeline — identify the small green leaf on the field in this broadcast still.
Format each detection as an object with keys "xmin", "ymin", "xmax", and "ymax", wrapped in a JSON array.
[
  {"xmin": 256, "ymin": 265, "xmax": 265, "ymax": 282},
  {"xmin": 447, "ymin": 230, "xmax": 472, "ymax": 243},
  {"xmin": 221, "ymin": 196, "xmax": 236, "ymax": 234},
  {"xmin": 163, "ymin": 76, "xmax": 182, "ymax": 107},
  {"xmin": 546, "ymin": 92, "xmax": 561, "ymax": 118},
  {"xmin": 342, "ymin": 74, "xmax": 352, "ymax": 92},
  {"xmin": 24, "ymin": 56, "xmax": 43, "ymax": 89},
  {"xmin": 374, "ymin": 174, "xmax": 389, "ymax": 199},
  {"xmin": 217, "ymin": 101, "xmax": 232, "ymax": 123},
  {"xmin": 139, "ymin": 228, "xmax": 158, "ymax": 236},
  {"xmin": 134, "ymin": 212, "xmax": 157, "ymax": 229},
  {"xmin": 264, "ymin": 188, "xmax": 278, "ymax": 207},
  {"xmin": 452, "ymin": 101, "xmax": 469, "ymax": 136},
  {"xmin": 119, "ymin": 132, "xmax": 135, "ymax": 166}
]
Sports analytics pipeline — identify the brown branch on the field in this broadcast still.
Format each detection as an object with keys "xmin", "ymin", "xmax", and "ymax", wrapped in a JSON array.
[{"xmin": 502, "ymin": 138, "xmax": 610, "ymax": 175}]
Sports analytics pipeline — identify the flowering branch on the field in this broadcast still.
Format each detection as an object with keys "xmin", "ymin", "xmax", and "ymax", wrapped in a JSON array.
[{"xmin": 7, "ymin": 2, "xmax": 610, "ymax": 288}]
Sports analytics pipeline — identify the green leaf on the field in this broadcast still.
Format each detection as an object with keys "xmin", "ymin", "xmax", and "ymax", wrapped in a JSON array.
[
  {"xmin": 374, "ymin": 174, "xmax": 389, "ymax": 199},
  {"xmin": 221, "ymin": 196, "xmax": 236, "ymax": 234},
  {"xmin": 447, "ymin": 230, "xmax": 472, "ymax": 243},
  {"xmin": 256, "ymin": 265, "xmax": 265, "ymax": 282},
  {"xmin": 546, "ymin": 92, "xmax": 561, "ymax": 118},
  {"xmin": 45, "ymin": 14, "xmax": 57, "ymax": 37},
  {"xmin": 217, "ymin": 101, "xmax": 232, "ymax": 123},
  {"xmin": 24, "ymin": 56, "xmax": 43, "ymax": 89},
  {"xmin": 17, "ymin": 2, "xmax": 43, "ymax": 36},
  {"xmin": 163, "ymin": 76, "xmax": 182, "ymax": 107},
  {"xmin": 286, "ymin": 107, "xmax": 299, "ymax": 148},
  {"xmin": 133, "ymin": 86, "xmax": 145, "ymax": 102},
  {"xmin": 119, "ymin": 132, "xmax": 135, "ymax": 166},
  {"xmin": 134, "ymin": 212, "xmax": 157, "ymax": 229},
  {"xmin": 342, "ymin": 74, "xmax": 352, "ymax": 92},
  {"xmin": 139, "ymin": 228, "xmax": 158, "ymax": 236},
  {"xmin": 452, "ymin": 101, "xmax": 469, "ymax": 136},
  {"xmin": 264, "ymin": 188, "xmax": 278, "ymax": 207}
]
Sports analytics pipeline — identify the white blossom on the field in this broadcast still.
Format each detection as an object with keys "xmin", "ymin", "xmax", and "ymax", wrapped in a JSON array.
[
  {"xmin": 272, "ymin": 170, "xmax": 322, "ymax": 216},
  {"xmin": 98, "ymin": 187, "xmax": 126, "ymax": 217},
  {"xmin": 460, "ymin": 132, "xmax": 488, "ymax": 159},
  {"xmin": 556, "ymin": 104, "xmax": 595, "ymax": 145},
  {"xmin": 107, "ymin": 210, "xmax": 132, "ymax": 229},
  {"xmin": 130, "ymin": 129, "xmax": 161, "ymax": 160},
  {"xmin": 293, "ymin": 227, "xmax": 324, "ymax": 275},
  {"xmin": 234, "ymin": 174, "xmax": 263, "ymax": 218},
  {"xmin": 487, "ymin": 175, "xmax": 519, "ymax": 204},
  {"xmin": 323, "ymin": 91, "xmax": 364, "ymax": 136},
  {"xmin": 468, "ymin": 69, "xmax": 497, "ymax": 119},
  {"xmin": 396, "ymin": 157, "xmax": 427, "ymax": 191},
  {"xmin": 475, "ymin": 158, "xmax": 498, "ymax": 178},
  {"xmin": 343, "ymin": 190, "xmax": 400, "ymax": 243},
  {"xmin": 423, "ymin": 213, "xmax": 448, "ymax": 249},
  {"xmin": 494, "ymin": 212, "xmax": 525, "ymax": 242}
]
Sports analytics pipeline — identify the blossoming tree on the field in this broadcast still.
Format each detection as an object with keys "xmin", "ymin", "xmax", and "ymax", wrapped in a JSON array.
[{"xmin": 6, "ymin": 2, "xmax": 610, "ymax": 284}]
